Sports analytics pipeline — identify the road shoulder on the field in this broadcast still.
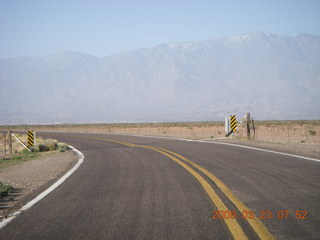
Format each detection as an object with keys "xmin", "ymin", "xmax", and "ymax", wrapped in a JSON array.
[{"xmin": 0, "ymin": 150, "xmax": 78, "ymax": 221}]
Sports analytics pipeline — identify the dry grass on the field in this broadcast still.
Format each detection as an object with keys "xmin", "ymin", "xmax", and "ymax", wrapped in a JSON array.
[
  {"xmin": 0, "ymin": 132, "xmax": 68, "ymax": 165},
  {"xmin": 1, "ymin": 120, "xmax": 319, "ymax": 145},
  {"xmin": 1, "ymin": 121, "xmax": 319, "ymax": 159}
]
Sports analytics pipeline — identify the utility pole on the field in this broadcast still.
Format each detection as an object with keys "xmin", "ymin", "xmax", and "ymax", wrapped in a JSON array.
[
  {"xmin": 8, "ymin": 130, "xmax": 12, "ymax": 154},
  {"xmin": 246, "ymin": 113, "xmax": 251, "ymax": 139}
]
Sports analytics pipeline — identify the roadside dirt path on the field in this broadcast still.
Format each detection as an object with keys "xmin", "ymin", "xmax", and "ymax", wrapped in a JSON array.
[{"xmin": 0, "ymin": 150, "xmax": 78, "ymax": 221}]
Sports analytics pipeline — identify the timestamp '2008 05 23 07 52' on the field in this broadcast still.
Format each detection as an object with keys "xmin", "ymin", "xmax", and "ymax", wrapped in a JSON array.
[{"xmin": 211, "ymin": 210, "xmax": 308, "ymax": 220}]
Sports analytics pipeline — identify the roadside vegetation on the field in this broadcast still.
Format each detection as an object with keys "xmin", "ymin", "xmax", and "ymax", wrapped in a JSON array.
[
  {"xmin": 0, "ymin": 134, "xmax": 69, "ymax": 170},
  {"xmin": 2, "ymin": 120, "xmax": 319, "ymax": 131},
  {"xmin": 0, "ymin": 120, "xmax": 319, "ymax": 146},
  {"xmin": 0, "ymin": 181, "xmax": 13, "ymax": 197}
]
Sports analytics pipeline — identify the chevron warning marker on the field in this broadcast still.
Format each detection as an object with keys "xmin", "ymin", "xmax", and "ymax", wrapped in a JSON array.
[
  {"xmin": 230, "ymin": 115, "xmax": 237, "ymax": 132},
  {"xmin": 27, "ymin": 131, "xmax": 35, "ymax": 149}
]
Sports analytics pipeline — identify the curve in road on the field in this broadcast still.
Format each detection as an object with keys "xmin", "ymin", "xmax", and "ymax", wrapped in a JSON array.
[{"xmin": 0, "ymin": 132, "xmax": 319, "ymax": 240}]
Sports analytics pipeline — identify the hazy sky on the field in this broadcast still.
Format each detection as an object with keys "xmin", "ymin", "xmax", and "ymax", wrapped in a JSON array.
[{"xmin": 0, "ymin": 0, "xmax": 319, "ymax": 58}]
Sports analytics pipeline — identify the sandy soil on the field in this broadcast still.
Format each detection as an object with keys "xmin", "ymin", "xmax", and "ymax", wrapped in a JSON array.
[
  {"xmin": 3, "ymin": 121, "xmax": 318, "ymax": 144},
  {"xmin": 0, "ymin": 150, "xmax": 78, "ymax": 221},
  {"xmin": 1, "ymin": 121, "xmax": 319, "ymax": 160}
]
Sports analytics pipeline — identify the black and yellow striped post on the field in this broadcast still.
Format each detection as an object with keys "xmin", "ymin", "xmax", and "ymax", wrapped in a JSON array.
[
  {"xmin": 27, "ymin": 131, "xmax": 35, "ymax": 150},
  {"xmin": 230, "ymin": 115, "xmax": 237, "ymax": 132}
]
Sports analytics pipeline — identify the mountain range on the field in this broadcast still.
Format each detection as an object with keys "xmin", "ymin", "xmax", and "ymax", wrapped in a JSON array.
[{"xmin": 0, "ymin": 32, "xmax": 319, "ymax": 124}]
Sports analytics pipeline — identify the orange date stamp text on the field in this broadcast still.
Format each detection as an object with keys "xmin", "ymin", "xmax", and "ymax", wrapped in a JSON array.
[{"xmin": 211, "ymin": 210, "xmax": 308, "ymax": 220}]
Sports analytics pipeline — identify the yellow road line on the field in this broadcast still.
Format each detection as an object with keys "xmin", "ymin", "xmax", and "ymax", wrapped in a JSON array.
[
  {"xmin": 143, "ymin": 146, "xmax": 248, "ymax": 240},
  {"xmin": 150, "ymin": 146, "xmax": 274, "ymax": 240},
  {"xmin": 84, "ymin": 137, "xmax": 274, "ymax": 239}
]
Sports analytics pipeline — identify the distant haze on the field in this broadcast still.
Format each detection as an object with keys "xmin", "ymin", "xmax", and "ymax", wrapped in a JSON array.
[{"xmin": 0, "ymin": 32, "xmax": 319, "ymax": 124}]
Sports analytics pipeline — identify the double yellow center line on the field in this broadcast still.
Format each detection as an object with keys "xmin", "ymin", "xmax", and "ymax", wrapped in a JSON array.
[{"xmin": 86, "ymin": 137, "xmax": 274, "ymax": 240}]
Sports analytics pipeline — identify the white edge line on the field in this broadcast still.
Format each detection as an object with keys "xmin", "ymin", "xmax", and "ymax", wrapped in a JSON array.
[
  {"xmin": 0, "ymin": 145, "xmax": 84, "ymax": 230},
  {"xmin": 96, "ymin": 132, "xmax": 320, "ymax": 163},
  {"xmin": 203, "ymin": 141, "xmax": 320, "ymax": 163}
]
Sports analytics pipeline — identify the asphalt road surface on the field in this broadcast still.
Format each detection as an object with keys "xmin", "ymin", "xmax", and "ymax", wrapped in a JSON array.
[{"xmin": 0, "ymin": 133, "xmax": 319, "ymax": 239}]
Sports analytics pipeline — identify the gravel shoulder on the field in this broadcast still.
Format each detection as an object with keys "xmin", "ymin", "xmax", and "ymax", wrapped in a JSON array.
[{"xmin": 0, "ymin": 150, "xmax": 78, "ymax": 221}]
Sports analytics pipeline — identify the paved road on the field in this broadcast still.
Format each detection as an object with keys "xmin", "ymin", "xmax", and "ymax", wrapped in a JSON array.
[{"xmin": 0, "ymin": 133, "xmax": 319, "ymax": 239}]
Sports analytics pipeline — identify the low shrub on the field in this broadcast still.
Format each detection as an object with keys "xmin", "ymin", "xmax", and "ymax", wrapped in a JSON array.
[
  {"xmin": 37, "ymin": 140, "xmax": 59, "ymax": 152},
  {"xmin": 0, "ymin": 182, "xmax": 13, "ymax": 197},
  {"xmin": 58, "ymin": 143, "xmax": 68, "ymax": 152},
  {"xmin": 308, "ymin": 130, "xmax": 316, "ymax": 136},
  {"xmin": 38, "ymin": 144, "xmax": 50, "ymax": 152},
  {"xmin": 45, "ymin": 140, "xmax": 59, "ymax": 151}
]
